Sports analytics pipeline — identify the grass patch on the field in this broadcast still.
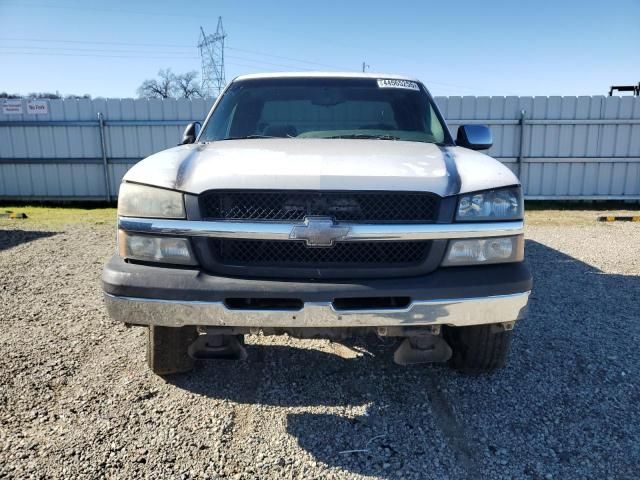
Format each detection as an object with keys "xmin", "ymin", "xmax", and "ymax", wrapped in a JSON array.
[
  {"xmin": 525, "ymin": 209, "xmax": 640, "ymax": 226},
  {"xmin": 0, "ymin": 205, "xmax": 116, "ymax": 229}
]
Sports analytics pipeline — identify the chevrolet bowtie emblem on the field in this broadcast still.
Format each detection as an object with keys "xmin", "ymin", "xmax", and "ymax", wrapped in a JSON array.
[{"xmin": 289, "ymin": 216, "xmax": 350, "ymax": 247}]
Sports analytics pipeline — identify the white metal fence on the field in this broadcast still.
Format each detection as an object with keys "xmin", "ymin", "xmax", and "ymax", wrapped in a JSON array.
[
  {"xmin": 438, "ymin": 96, "xmax": 640, "ymax": 200},
  {"xmin": 1, "ymin": 96, "xmax": 639, "ymax": 201}
]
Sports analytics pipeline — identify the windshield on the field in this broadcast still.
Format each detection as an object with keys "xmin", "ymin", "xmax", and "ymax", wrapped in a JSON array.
[{"xmin": 199, "ymin": 77, "xmax": 449, "ymax": 144}]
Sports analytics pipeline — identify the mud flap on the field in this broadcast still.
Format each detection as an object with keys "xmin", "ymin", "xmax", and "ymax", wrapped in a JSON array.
[
  {"xmin": 188, "ymin": 334, "xmax": 248, "ymax": 361},
  {"xmin": 393, "ymin": 336, "xmax": 453, "ymax": 366}
]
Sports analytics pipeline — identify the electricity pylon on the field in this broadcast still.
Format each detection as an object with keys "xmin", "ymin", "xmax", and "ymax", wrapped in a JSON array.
[{"xmin": 198, "ymin": 17, "xmax": 227, "ymax": 97}]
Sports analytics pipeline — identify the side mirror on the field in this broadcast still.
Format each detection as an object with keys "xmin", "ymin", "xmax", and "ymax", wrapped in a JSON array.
[
  {"xmin": 456, "ymin": 124, "xmax": 492, "ymax": 150},
  {"xmin": 180, "ymin": 122, "xmax": 201, "ymax": 145}
]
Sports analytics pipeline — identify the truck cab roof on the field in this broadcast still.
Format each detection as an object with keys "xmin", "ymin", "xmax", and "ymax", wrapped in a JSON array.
[{"xmin": 233, "ymin": 71, "xmax": 421, "ymax": 83}]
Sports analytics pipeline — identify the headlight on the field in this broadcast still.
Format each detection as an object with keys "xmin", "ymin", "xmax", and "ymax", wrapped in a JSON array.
[
  {"xmin": 441, "ymin": 235, "xmax": 524, "ymax": 266},
  {"xmin": 118, "ymin": 231, "xmax": 197, "ymax": 265},
  {"xmin": 456, "ymin": 187, "xmax": 522, "ymax": 221},
  {"xmin": 118, "ymin": 183, "xmax": 185, "ymax": 218}
]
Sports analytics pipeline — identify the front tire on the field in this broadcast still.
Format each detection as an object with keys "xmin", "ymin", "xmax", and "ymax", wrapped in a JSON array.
[
  {"xmin": 444, "ymin": 324, "xmax": 513, "ymax": 373},
  {"xmin": 147, "ymin": 326, "xmax": 198, "ymax": 375}
]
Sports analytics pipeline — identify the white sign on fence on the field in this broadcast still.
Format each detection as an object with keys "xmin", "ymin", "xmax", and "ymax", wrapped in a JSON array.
[
  {"xmin": 2, "ymin": 99, "xmax": 23, "ymax": 115},
  {"xmin": 26, "ymin": 100, "xmax": 49, "ymax": 115}
]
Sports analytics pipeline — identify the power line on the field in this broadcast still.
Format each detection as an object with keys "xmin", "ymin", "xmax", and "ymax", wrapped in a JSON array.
[
  {"xmin": 0, "ymin": 48, "xmax": 491, "ymax": 93},
  {"xmin": 224, "ymin": 54, "xmax": 314, "ymax": 71},
  {"xmin": 225, "ymin": 46, "xmax": 349, "ymax": 71},
  {"xmin": 0, "ymin": 51, "xmax": 503, "ymax": 95},
  {"xmin": 0, "ymin": 37, "xmax": 344, "ymax": 70},
  {"xmin": 0, "ymin": 50, "xmax": 311, "ymax": 77},
  {"xmin": 0, "ymin": 47, "xmax": 319, "ymax": 71},
  {"xmin": 225, "ymin": 61, "xmax": 281, "ymax": 73},
  {"xmin": 0, "ymin": 2, "xmax": 195, "ymax": 19},
  {"xmin": 0, "ymin": 50, "xmax": 310, "ymax": 71},
  {"xmin": 0, "ymin": 37, "xmax": 194, "ymax": 49},
  {"xmin": 0, "ymin": 51, "xmax": 200, "ymax": 60},
  {"xmin": 0, "ymin": 39, "xmax": 330, "ymax": 71},
  {"xmin": 0, "ymin": 42, "xmax": 492, "ymax": 94},
  {"xmin": 0, "ymin": 3, "xmax": 489, "ymax": 92},
  {"xmin": 0, "ymin": 45, "xmax": 193, "ymax": 56}
]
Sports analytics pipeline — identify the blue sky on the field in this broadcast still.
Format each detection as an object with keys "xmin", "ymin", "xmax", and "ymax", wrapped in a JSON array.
[{"xmin": 1, "ymin": 0, "xmax": 639, "ymax": 98}]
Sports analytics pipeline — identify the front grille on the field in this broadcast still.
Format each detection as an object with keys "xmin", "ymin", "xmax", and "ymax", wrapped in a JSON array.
[
  {"xmin": 199, "ymin": 190, "xmax": 439, "ymax": 223},
  {"xmin": 209, "ymin": 239, "xmax": 430, "ymax": 267}
]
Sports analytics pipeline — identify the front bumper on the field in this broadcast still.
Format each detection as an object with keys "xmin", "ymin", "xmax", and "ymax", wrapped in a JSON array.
[
  {"xmin": 104, "ymin": 292, "xmax": 529, "ymax": 328},
  {"xmin": 102, "ymin": 256, "xmax": 532, "ymax": 328}
]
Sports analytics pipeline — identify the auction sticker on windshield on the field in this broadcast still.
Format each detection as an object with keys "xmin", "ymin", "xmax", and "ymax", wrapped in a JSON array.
[{"xmin": 376, "ymin": 79, "xmax": 420, "ymax": 90}]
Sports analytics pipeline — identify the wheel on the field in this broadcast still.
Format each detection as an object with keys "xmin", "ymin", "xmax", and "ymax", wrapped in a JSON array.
[
  {"xmin": 444, "ymin": 324, "xmax": 513, "ymax": 373},
  {"xmin": 146, "ymin": 326, "xmax": 198, "ymax": 375}
]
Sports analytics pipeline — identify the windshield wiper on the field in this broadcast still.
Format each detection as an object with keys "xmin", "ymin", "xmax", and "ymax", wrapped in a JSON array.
[
  {"xmin": 221, "ymin": 134, "xmax": 282, "ymax": 140},
  {"xmin": 327, "ymin": 134, "xmax": 400, "ymax": 140}
]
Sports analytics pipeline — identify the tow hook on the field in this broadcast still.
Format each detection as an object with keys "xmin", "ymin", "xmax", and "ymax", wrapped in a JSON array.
[
  {"xmin": 393, "ymin": 333, "xmax": 453, "ymax": 366},
  {"xmin": 490, "ymin": 321, "xmax": 515, "ymax": 333},
  {"xmin": 187, "ymin": 334, "xmax": 248, "ymax": 361}
]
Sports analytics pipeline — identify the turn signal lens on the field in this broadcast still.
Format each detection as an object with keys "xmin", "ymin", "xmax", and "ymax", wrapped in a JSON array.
[
  {"xmin": 118, "ymin": 231, "xmax": 197, "ymax": 266},
  {"xmin": 442, "ymin": 235, "xmax": 524, "ymax": 266}
]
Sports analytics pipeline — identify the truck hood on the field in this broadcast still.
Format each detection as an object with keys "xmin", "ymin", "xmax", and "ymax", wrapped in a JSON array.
[{"xmin": 123, "ymin": 139, "xmax": 518, "ymax": 196}]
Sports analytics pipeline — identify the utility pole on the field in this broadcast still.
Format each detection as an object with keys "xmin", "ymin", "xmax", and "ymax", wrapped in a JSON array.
[
  {"xmin": 362, "ymin": 62, "xmax": 369, "ymax": 72},
  {"xmin": 199, "ymin": 17, "xmax": 227, "ymax": 98}
]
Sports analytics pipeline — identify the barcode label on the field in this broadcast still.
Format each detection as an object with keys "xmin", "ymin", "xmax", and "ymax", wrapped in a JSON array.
[{"xmin": 376, "ymin": 79, "xmax": 420, "ymax": 90}]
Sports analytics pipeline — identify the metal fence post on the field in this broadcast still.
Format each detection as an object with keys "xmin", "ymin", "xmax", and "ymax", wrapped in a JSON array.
[
  {"xmin": 97, "ymin": 112, "xmax": 111, "ymax": 202},
  {"xmin": 517, "ymin": 109, "xmax": 526, "ymax": 181}
]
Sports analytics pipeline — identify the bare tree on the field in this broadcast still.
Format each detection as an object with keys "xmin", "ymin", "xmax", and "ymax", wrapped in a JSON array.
[
  {"xmin": 137, "ymin": 69, "xmax": 176, "ymax": 99},
  {"xmin": 137, "ymin": 69, "xmax": 205, "ymax": 99},
  {"xmin": 26, "ymin": 92, "xmax": 62, "ymax": 99},
  {"xmin": 65, "ymin": 94, "xmax": 92, "ymax": 100},
  {"xmin": 174, "ymin": 71, "xmax": 202, "ymax": 99}
]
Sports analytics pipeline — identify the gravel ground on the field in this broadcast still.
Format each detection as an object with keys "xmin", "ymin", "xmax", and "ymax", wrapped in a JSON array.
[{"xmin": 1, "ymin": 210, "xmax": 639, "ymax": 479}]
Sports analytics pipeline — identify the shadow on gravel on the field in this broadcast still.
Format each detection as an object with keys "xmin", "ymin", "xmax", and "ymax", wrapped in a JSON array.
[
  {"xmin": 169, "ymin": 340, "xmax": 402, "ymax": 407},
  {"xmin": 169, "ymin": 240, "xmax": 640, "ymax": 479},
  {"xmin": 0, "ymin": 229, "xmax": 56, "ymax": 252}
]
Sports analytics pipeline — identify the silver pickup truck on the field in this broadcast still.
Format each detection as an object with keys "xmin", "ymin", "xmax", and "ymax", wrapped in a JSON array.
[{"xmin": 102, "ymin": 72, "xmax": 532, "ymax": 375}]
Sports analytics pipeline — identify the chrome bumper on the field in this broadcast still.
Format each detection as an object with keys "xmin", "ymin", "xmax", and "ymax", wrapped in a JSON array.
[{"xmin": 104, "ymin": 291, "xmax": 530, "ymax": 328}]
